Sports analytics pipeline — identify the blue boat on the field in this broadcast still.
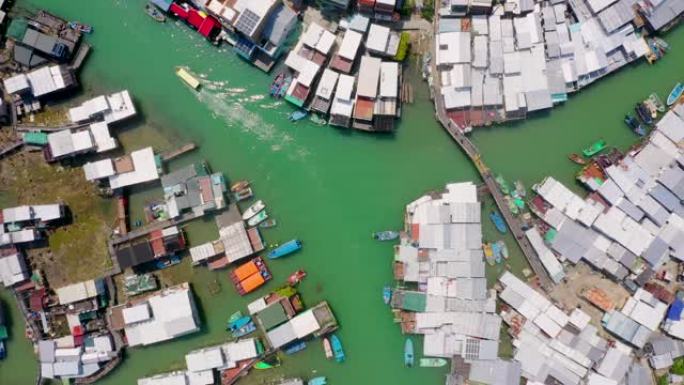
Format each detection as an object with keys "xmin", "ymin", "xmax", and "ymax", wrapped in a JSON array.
[
  {"xmin": 232, "ymin": 321, "xmax": 256, "ymax": 338},
  {"xmin": 283, "ymin": 341, "xmax": 307, "ymax": 355},
  {"xmin": 308, "ymin": 377, "xmax": 327, "ymax": 385},
  {"xmin": 289, "ymin": 110, "xmax": 309, "ymax": 121},
  {"xmin": 667, "ymin": 82, "xmax": 683, "ymax": 106},
  {"xmin": 330, "ymin": 334, "xmax": 345, "ymax": 363},
  {"xmin": 227, "ymin": 315, "xmax": 252, "ymax": 332},
  {"xmin": 154, "ymin": 254, "xmax": 181, "ymax": 270},
  {"xmin": 635, "ymin": 103, "xmax": 653, "ymax": 125},
  {"xmin": 383, "ymin": 285, "xmax": 392, "ymax": 305},
  {"xmin": 0, "ymin": 340, "xmax": 5, "ymax": 360},
  {"xmin": 624, "ymin": 115, "xmax": 646, "ymax": 136},
  {"xmin": 267, "ymin": 240, "xmax": 302, "ymax": 259},
  {"xmin": 491, "ymin": 242, "xmax": 503, "ymax": 264},
  {"xmin": 489, "ymin": 211, "xmax": 507, "ymax": 234},
  {"xmin": 404, "ymin": 338, "xmax": 414, "ymax": 368}
]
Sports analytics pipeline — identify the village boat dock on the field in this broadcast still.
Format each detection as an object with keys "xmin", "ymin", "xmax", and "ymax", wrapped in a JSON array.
[{"xmin": 434, "ymin": 95, "xmax": 553, "ymax": 291}]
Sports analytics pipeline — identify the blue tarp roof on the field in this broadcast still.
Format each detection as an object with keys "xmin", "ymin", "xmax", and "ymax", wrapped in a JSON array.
[{"xmin": 668, "ymin": 299, "xmax": 684, "ymax": 321}]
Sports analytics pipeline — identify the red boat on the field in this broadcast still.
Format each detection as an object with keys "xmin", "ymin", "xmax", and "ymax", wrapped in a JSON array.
[{"xmin": 288, "ymin": 269, "xmax": 307, "ymax": 286}]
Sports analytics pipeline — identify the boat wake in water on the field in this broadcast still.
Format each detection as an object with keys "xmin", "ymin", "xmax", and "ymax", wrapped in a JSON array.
[{"xmin": 180, "ymin": 67, "xmax": 309, "ymax": 159}]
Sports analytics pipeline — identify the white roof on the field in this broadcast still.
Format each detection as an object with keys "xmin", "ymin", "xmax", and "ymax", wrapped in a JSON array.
[
  {"xmin": 301, "ymin": 22, "xmax": 324, "ymax": 48},
  {"xmin": 315, "ymin": 30, "xmax": 336, "ymax": 55},
  {"xmin": 222, "ymin": 339, "xmax": 258, "ymax": 362},
  {"xmin": 83, "ymin": 159, "xmax": 115, "ymax": 181},
  {"xmin": 108, "ymin": 147, "xmax": 160, "ymax": 189},
  {"xmin": 315, "ymin": 69, "xmax": 339, "ymax": 100},
  {"xmin": 125, "ymin": 285, "xmax": 199, "ymax": 347},
  {"xmin": 0, "ymin": 252, "xmax": 29, "ymax": 287},
  {"xmin": 185, "ymin": 347, "xmax": 224, "ymax": 372},
  {"xmin": 123, "ymin": 304, "xmax": 152, "ymax": 325},
  {"xmin": 356, "ymin": 56, "xmax": 382, "ymax": 98},
  {"xmin": 56, "ymin": 280, "xmax": 100, "ymax": 305},
  {"xmin": 379, "ymin": 62, "xmax": 399, "ymax": 98},
  {"xmin": 138, "ymin": 371, "xmax": 189, "ymax": 385},
  {"xmin": 31, "ymin": 204, "xmax": 62, "ymax": 222},
  {"xmin": 68, "ymin": 90, "xmax": 136, "ymax": 124},
  {"xmin": 436, "ymin": 32, "xmax": 471, "ymax": 65},
  {"xmin": 189, "ymin": 242, "xmax": 220, "ymax": 264},
  {"xmin": 71, "ymin": 130, "xmax": 94, "ymax": 153},
  {"xmin": 219, "ymin": 222, "xmax": 253, "ymax": 263},
  {"xmin": 290, "ymin": 309, "xmax": 320, "ymax": 338},
  {"xmin": 366, "ymin": 24, "xmax": 390, "ymax": 53},
  {"xmin": 27, "ymin": 66, "xmax": 68, "ymax": 97},
  {"xmin": 3, "ymin": 73, "xmax": 30, "ymax": 94},
  {"xmin": 338, "ymin": 30, "xmax": 363, "ymax": 60},
  {"xmin": 89, "ymin": 122, "xmax": 117, "ymax": 153},
  {"xmin": 296, "ymin": 60, "xmax": 321, "ymax": 88},
  {"xmin": 335, "ymin": 74, "xmax": 355, "ymax": 101}
]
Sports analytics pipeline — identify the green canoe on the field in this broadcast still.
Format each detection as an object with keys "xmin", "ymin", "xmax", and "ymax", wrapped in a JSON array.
[
  {"xmin": 582, "ymin": 139, "xmax": 607, "ymax": 157},
  {"xmin": 419, "ymin": 358, "xmax": 448, "ymax": 367}
]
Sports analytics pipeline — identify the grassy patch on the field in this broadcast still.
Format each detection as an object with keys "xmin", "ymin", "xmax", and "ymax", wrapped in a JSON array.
[{"xmin": 0, "ymin": 151, "xmax": 114, "ymax": 286}]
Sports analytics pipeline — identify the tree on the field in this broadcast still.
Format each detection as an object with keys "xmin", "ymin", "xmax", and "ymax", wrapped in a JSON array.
[{"xmin": 393, "ymin": 32, "xmax": 411, "ymax": 62}]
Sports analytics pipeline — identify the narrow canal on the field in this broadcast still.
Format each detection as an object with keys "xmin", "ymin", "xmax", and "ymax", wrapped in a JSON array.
[{"xmin": 0, "ymin": 1, "xmax": 682, "ymax": 384}]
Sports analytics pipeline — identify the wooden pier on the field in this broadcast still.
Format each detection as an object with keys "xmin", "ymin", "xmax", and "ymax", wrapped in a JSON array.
[
  {"xmin": 16, "ymin": 122, "xmax": 90, "ymax": 133},
  {"xmin": 70, "ymin": 41, "xmax": 91, "ymax": 71},
  {"xmin": 160, "ymin": 142, "xmax": 197, "ymax": 162},
  {"xmin": 114, "ymin": 194, "xmax": 128, "ymax": 236},
  {"xmin": 0, "ymin": 140, "xmax": 23, "ymax": 159}
]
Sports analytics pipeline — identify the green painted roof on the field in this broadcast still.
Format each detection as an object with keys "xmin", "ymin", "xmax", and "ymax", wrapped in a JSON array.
[
  {"xmin": 401, "ymin": 291, "xmax": 426, "ymax": 312},
  {"xmin": 257, "ymin": 303, "xmax": 288, "ymax": 330},
  {"xmin": 23, "ymin": 132, "xmax": 48, "ymax": 145}
]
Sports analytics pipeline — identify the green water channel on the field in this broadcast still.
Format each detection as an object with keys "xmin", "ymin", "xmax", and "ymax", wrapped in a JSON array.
[{"xmin": 0, "ymin": 1, "xmax": 682, "ymax": 384}]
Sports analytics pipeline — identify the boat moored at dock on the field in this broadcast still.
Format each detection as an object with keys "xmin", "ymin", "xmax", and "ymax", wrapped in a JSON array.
[
  {"xmin": 667, "ymin": 82, "xmax": 683, "ymax": 106},
  {"xmin": 242, "ymin": 200, "xmax": 265, "ymax": 220},
  {"xmin": 247, "ymin": 210, "xmax": 268, "ymax": 227},
  {"xmin": 419, "ymin": 358, "xmax": 448, "ymax": 367},
  {"xmin": 404, "ymin": 338, "xmax": 414, "ymax": 367},
  {"xmin": 372, "ymin": 230, "xmax": 399, "ymax": 241},
  {"xmin": 568, "ymin": 153, "xmax": 587, "ymax": 165},
  {"xmin": 489, "ymin": 210, "xmax": 507, "ymax": 234},
  {"xmin": 267, "ymin": 239, "xmax": 302, "ymax": 259},
  {"xmin": 145, "ymin": 3, "xmax": 166, "ymax": 22},
  {"xmin": 330, "ymin": 334, "xmax": 345, "ymax": 363},
  {"xmin": 582, "ymin": 139, "xmax": 607, "ymax": 157},
  {"xmin": 323, "ymin": 337, "xmax": 333, "ymax": 359},
  {"xmin": 288, "ymin": 269, "xmax": 307, "ymax": 286}
]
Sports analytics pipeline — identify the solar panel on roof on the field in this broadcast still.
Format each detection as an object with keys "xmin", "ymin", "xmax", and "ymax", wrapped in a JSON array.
[{"xmin": 235, "ymin": 9, "xmax": 260, "ymax": 36}]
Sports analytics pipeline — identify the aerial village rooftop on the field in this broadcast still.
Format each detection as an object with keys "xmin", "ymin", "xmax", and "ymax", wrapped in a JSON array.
[{"xmin": 0, "ymin": 0, "xmax": 684, "ymax": 385}]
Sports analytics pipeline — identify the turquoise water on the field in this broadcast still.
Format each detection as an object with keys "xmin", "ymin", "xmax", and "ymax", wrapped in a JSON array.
[{"xmin": 0, "ymin": 1, "xmax": 682, "ymax": 384}]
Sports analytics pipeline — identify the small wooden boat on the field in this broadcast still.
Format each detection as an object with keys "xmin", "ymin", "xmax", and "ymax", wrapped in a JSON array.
[
  {"xmin": 233, "ymin": 187, "xmax": 253, "ymax": 202},
  {"xmin": 289, "ymin": 109, "xmax": 308, "ymax": 121},
  {"xmin": 259, "ymin": 219, "xmax": 277, "ymax": 228},
  {"xmin": 145, "ymin": 3, "xmax": 166, "ymax": 22},
  {"xmin": 331, "ymin": 334, "xmax": 345, "ymax": 363},
  {"xmin": 267, "ymin": 239, "xmax": 302, "ymax": 259},
  {"xmin": 288, "ymin": 269, "xmax": 307, "ymax": 286},
  {"xmin": 419, "ymin": 358, "xmax": 448, "ymax": 367},
  {"xmin": 404, "ymin": 338, "xmax": 414, "ymax": 368},
  {"xmin": 499, "ymin": 240, "xmax": 509, "ymax": 259},
  {"xmin": 635, "ymin": 103, "xmax": 654, "ymax": 125},
  {"xmin": 514, "ymin": 180, "xmax": 526, "ymax": 197},
  {"xmin": 582, "ymin": 139, "xmax": 607, "ymax": 157},
  {"xmin": 247, "ymin": 210, "xmax": 268, "ymax": 227},
  {"xmin": 323, "ymin": 337, "xmax": 333, "ymax": 359},
  {"xmin": 230, "ymin": 180, "xmax": 250, "ymax": 192},
  {"xmin": 270, "ymin": 72, "xmax": 285, "ymax": 96},
  {"xmin": 383, "ymin": 285, "xmax": 392, "ymax": 304},
  {"xmin": 242, "ymin": 200, "xmax": 265, "ymax": 220},
  {"xmin": 227, "ymin": 311, "xmax": 243, "ymax": 324},
  {"xmin": 309, "ymin": 377, "xmax": 327, "ymax": 385},
  {"xmin": 569, "ymin": 153, "xmax": 586, "ymax": 165},
  {"xmin": 372, "ymin": 231, "xmax": 399, "ymax": 241},
  {"xmin": 649, "ymin": 93, "xmax": 666, "ymax": 112},
  {"xmin": 176, "ymin": 67, "xmax": 200, "ymax": 91},
  {"xmin": 667, "ymin": 82, "xmax": 683, "ymax": 106},
  {"xmin": 283, "ymin": 341, "xmax": 307, "ymax": 355},
  {"xmin": 227, "ymin": 315, "xmax": 252, "ymax": 332},
  {"xmin": 644, "ymin": 99, "xmax": 658, "ymax": 119},
  {"xmin": 489, "ymin": 211, "xmax": 507, "ymax": 234},
  {"xmin": 495, "ymin": 174, "xmax": 511, "ymax": 195},
  {"xmin": 310, "ymin": 114, "xmax": 327, "ymax": 125},
  {"xmin": 68, "ymin": 21, "xmax": 93, "ymax": 33},
  {"xmin": 483, "ymin": 243, "xmax": 495, "ymax": 266},
  {"xmin": 277, "ymin": 76, "xmax": 293, "ymax": 98},
  {"xmin": 232, "ymin": 321, "xmax": 256, "ymax": 338}
]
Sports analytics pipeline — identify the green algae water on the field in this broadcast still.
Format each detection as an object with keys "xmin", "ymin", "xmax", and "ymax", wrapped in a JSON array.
[{"xmin": 0, "ymin": 1, "xmax": 682, "ymax": 384}]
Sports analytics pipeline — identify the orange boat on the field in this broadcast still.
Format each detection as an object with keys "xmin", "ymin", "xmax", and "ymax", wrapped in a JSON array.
[
  {"xmin": 229, "ymin": 256, "xmax": 272, "ymax": 295},
  {"xmin": 582, "ymin": 287, "xmax": 614, "ymax": 312},
  {"xmin": 569, "ymin": 153, "xmax": 587, "ymax": 165}
]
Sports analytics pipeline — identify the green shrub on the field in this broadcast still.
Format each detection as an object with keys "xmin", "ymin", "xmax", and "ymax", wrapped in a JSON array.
[
  {"xmin": 393, "ymin": 32, "xmax": 411, "ymax": 62},
  {"xmin": 673, "ymin": 356, "xmax": 684, "ymax": 375}
]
